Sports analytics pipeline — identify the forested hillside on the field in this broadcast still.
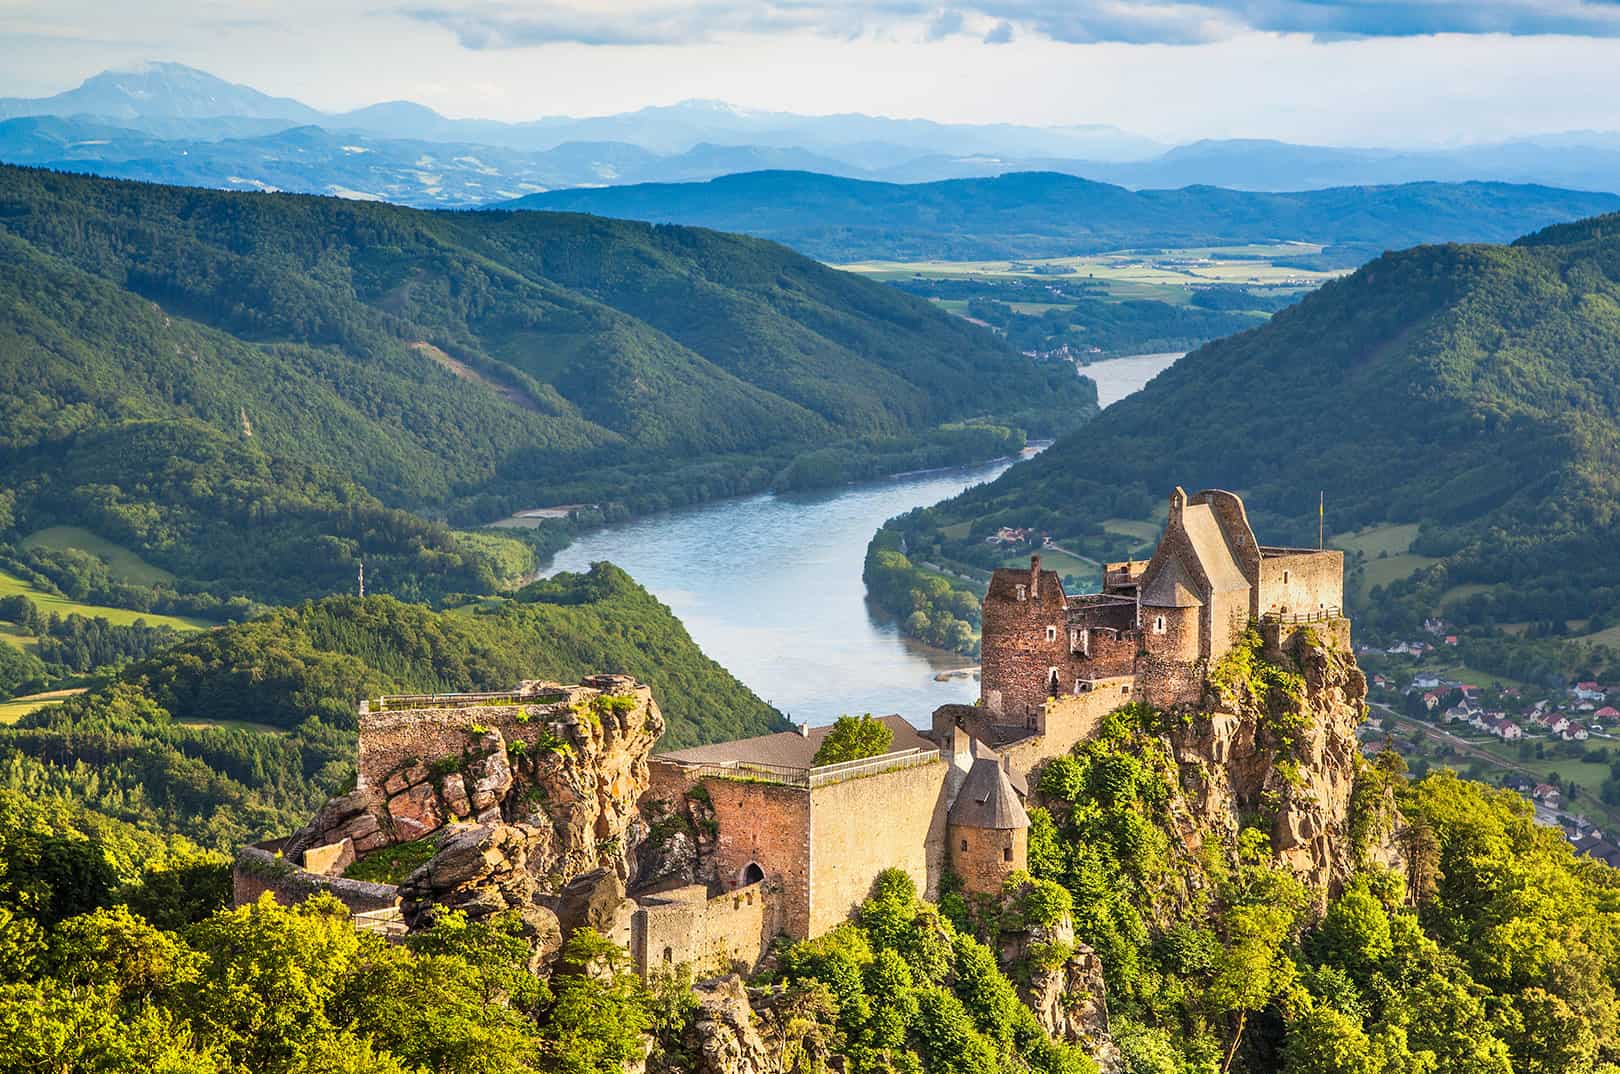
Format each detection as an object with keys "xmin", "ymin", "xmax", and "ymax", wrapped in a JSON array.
[
  {"xmin": 0, "ymin": 564, "xmax": 785, "ymax": 850},
  {"xmin": 505, "ymin": 170, "xmax": 1620, "ymax": 262},
  {"xmin": 0, "ymin": 164, "xmax": 1088, "ymax": 605},
  {"xmin": 886, "ymin": 212, "xmax": 1620, "ymax": 637}
]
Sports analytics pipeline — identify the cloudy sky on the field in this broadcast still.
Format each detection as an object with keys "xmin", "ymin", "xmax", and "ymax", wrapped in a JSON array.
[{"xmin": 1, "ymin": 1, "xmax": 1617, "ymax": 146}]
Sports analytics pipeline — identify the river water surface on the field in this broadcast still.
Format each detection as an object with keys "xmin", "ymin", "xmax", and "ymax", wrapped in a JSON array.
[{"xmin": 544, "ymin": 352, "xmax": 1182, "ymax": 727}]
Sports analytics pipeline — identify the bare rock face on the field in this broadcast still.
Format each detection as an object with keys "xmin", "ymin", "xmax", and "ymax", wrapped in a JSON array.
[
  {"xmin": 993, "ymin": 880, "xmax": 1118, "ymax": 1067},
  {"xmin": 1171, "ymin": 625, "xmax": 1392, "ymax": 901},
  {"xmin": 651, "ymin": 975, "xmax": 773, "ymax": 1074},
  {"xmin": 287, "ymin": 677, "xmax": 663, "ymax": 960}
]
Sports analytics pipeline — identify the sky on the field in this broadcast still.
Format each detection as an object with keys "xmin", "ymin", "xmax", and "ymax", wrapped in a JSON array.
[{"xmin": 1, "ymin": 1, "xmax": 1619, "ymax": 146}]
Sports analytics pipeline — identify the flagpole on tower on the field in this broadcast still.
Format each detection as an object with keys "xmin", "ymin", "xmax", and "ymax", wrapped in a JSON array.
[{"xmin": 1319, "ymin": 491, "xmax": 1325, "ymax": 550}]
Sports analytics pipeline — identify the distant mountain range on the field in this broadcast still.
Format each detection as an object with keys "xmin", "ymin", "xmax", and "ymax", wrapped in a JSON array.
[
  {"xmin": 505, "ymin": 171, "xmax": 1620, "ymax": 263},
  {"xmin": 10, "ymin": 63, "xmax": 1620, "ymax": 213}
]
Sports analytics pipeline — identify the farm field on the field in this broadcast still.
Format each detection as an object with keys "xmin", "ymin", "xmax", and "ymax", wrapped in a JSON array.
[
  {"xmin": 834, "ymin": 243, "xmax": 1344, "ymax": 306},
  {"xmin": 0, "ymin": 687, "xmax": 85, "ymax": 724},
  {"xmin": 0, "ymin": 568, "xmax": 215, "ymax": 635}
]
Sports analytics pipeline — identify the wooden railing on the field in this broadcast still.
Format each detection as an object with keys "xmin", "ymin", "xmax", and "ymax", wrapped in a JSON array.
[{"xmin": 1260, "ymin": 607, "xmax": 1343, "ymax": 625}]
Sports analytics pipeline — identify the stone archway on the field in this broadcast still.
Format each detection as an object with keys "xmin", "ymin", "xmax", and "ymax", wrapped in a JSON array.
[{"xmin": 740, "ymin": 861, "xmax": 765, "ymax": 886}]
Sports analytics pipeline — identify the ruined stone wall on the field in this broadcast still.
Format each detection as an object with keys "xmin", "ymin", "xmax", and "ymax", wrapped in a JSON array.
[
  {"xmin": 949, "ymin": 823, "xmax": 1027, "ymax": 897},
  {"xmin": 1260, "ymin": 617, "xmax": 1352, "ymax": 662},
  {"xmin": 806, "ymin": 759, "xmax": 950, "ymax": 937},
  {"xmin": 233, "ymin": 840, "xmax": 399, "ymax": 914},
  {"xmin": 632, "ymin": 880, "xmax": 780, "ymax": 977},
  {"xmin": 356, "ymin": 679, "xmax": 648, "ymax": 793},
  {"xmin": 981, "ymin": 567, "xmax": 1070, "ymax": 721},
  {"xmin": 702, "ymin": 777, "xmax": 813, "ymax": 937},
  {"xmin": 1259, "ymin": 552, "xmax": 1345, "ymax": 618},
  {"xmin": 1136, "ymin": 654, "xmax": 1207, "ymax": 709}
]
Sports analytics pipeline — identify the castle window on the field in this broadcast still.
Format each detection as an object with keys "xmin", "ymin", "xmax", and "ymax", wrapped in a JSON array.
[
  {"xmin": 1045, "ymin": 625, "xmax": 1057, "ymax": 642},
  {"xmin": 1072, "ymin": 628, "xmax": 1088, "ymax": 655},
  {"xmin": 1048, "ymin": 668, "xmax": 1060, "ymax": 696},
  {"xmin": 1015, "ymin": 584, "xmax": 1027, "ymax": 602},
  {"xmin": 662, "ymin": 946, "xmax": 674, "ymax": 964},
  {"xmin": 960, "ymin": 839, "xmax": 969, "ymax": 852},
  {"xmin": 1003, "ymin": 847, "xmax": 1014, "ymax": 862},
  {"xmin": 1283, "ymin": 570, "xmax": 1291, "ymax": 585},
  {"xmin": 1076, "ymin": 679, "xmax": 1084, "ymax": 694},
  {"xmin": 741, "ymin": 862, "xmax": 765, "ymax": 886},
  {"xmin": 1153, "ymin": 615, "xmax": 1166, "ymax": 634},
  {"xmin": 1122, "ymin": 684, "xmax": 1131, "ymax": 694}
]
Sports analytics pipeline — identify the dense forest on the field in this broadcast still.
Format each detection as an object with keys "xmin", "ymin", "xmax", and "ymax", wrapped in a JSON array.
[
  {"xmin": 506, "ymin": 170, "xmax": 1620, "ymax": 262},
  {"xmin": 7, "ymin": 632, "xmax": 1619, "ymax": 1072},
  {"xmin": 0, "ymin": 565, "xmax": 786, "ymax": 850},
  {"xmin": 0, "ymin": 164, "xmax": 1093, "ymax": 608},
  {"xmin": 883, "ymin": 211, "xmax": 1620, "ymax": 639}
]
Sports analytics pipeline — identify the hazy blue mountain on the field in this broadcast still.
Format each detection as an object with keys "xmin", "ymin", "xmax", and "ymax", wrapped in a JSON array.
[
  {"xmin": 500, "ymin": 170, "xmax": 1620, "ymax": 261},
  {"xmin": 12, "ymin": 62, "xmax": 1620, "ymax": 205},
  {"xmin": 0, "ymin": 61, "xmax": 319, "ymax": 124}
]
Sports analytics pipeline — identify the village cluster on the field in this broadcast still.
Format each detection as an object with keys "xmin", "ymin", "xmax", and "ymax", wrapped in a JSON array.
[{"xmin": 1356, "ymin": 649, "xmax": 1620, "ymax": 870}]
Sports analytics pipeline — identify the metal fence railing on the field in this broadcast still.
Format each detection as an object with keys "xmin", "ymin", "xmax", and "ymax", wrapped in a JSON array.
[{"xmin": 669, "ymin": 747, "xmax": 942, "ymax": 789}]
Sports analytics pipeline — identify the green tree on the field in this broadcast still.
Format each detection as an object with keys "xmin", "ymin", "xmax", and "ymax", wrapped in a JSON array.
[{"xmin": 813, "ymin": 714, "xmax": 895, "ymax": 766}]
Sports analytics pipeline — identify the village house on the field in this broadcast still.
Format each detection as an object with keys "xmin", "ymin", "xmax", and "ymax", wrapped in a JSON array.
[
  {"xmin": 1490, "ymin": 718, "xmax": 1523, "ymax": 741},
  {"xmin": 1574, "ymin": 681, "xmax": 1606, "ymax": 703},
  {"xmin": 1534, "ymin": 783, "xmax": 1563, "ymax": 807}
]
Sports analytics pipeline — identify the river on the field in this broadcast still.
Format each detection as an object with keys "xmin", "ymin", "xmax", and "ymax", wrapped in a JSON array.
[{"xmin": 543, "ymin": 351, "xmax": 1182, "ymax": 728}]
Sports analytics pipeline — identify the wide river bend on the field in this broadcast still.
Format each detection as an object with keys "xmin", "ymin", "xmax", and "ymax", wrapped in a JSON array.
[{"xmin": 543, "ymin": 351, "xmax": 1182, "ymax": 727}]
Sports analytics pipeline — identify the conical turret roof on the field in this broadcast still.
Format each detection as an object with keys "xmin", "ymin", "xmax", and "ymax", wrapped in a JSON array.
[{"xmin": 949, "ymin": 756, "xmax": 1030, "ymax": 830}]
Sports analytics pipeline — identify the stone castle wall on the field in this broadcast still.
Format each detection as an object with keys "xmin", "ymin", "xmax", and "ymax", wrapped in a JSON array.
[
  {"xmin": 806, "ymin": 758, "xmax": 950, "ymax": 938},
  {"xmin": 632, "ymin": 880, "xmax": 781, "ymax": 978},
  {"xmin": 233, "ymin": 840, "xmax": 399, "ymax": 915},
  {"xmin": 1259, "ymin": 551, "xmax": 1345, "ymax": 618},
  {"xmin": 950, "ymin": 822, "xmax": 1028, "ymax": 897}
]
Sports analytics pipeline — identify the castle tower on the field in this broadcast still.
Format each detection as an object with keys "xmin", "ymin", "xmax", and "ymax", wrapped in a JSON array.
[{"xmin": 948, "ymin": 754, "xmax": 1030, "ymax": 896}]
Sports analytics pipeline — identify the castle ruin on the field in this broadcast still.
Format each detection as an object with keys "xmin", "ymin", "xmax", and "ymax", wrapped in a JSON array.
[{"xmin": 234, "ymin": 486, "xmax": 1354, "ymax": 985}]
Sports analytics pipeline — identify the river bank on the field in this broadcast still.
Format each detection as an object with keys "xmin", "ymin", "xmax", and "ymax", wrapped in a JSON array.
[{"xmin": 539, "ymin": 351, "xmax": 1183, "ymax": 727}]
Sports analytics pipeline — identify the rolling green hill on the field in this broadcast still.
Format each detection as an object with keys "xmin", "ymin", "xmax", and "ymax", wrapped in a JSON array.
[
  {"xmin": 0, "ymin": 564, "xmax": 785, "ymax": 850},
  {"xmin": 887, "ymin": 212, "xmax": 1620, "ymax": 636},
  {"xmin": 504, "ymin": 169, "xmax": 1620, "ymax": 263},
  {"xmin": 0, "ymin": 164, "xmax": 1090, "ymax": 605}
]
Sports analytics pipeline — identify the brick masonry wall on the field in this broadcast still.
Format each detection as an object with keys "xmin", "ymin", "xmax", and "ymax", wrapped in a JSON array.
[
  {"xmin": 703, "ymin": 777, "xmax": 813, "ymax": 937},
  {"xmin": 949, "ymin": 823, "xmax": 1027, "ymax": 897},
  {"xmin": 807, "ymin": 759, "xmax": 950, "ymax": 937}
]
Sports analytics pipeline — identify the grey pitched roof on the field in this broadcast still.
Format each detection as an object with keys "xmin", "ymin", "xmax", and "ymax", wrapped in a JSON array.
[
  {"xmin": 658, "ymin": 714, "xmax": 930, "ymax": 767},
  {"xmin": 1140, "ymin": 502, "xmax": 1250, "ymax": 609},
  {"xmin": 1140, "ymin": 555, "xmax": 1204, "ymax": 608},
  {"xmin": 950, "ymin": 756, "xmax": 1030, "ymax": 830},
  {"xmin": 1181, "ymin": 503, "xmax": 1250, "ymax": 593}
]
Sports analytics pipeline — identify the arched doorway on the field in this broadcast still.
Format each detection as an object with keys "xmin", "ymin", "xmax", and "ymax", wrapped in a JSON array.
[{"xmin": 741, "ymin": 861, "xmax": 765, "ymax": 886}]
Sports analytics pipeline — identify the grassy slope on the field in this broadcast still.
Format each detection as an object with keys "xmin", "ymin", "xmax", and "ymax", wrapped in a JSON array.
[{"xmin": 0, "ymin": 568, "xmax": 213, "ymax": 632}]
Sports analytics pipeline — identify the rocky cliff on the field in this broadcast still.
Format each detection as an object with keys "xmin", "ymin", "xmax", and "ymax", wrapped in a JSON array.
[
  {"xmin": 1171, "ymin": 622, "xmax": 1399, "ymax": 901},
  {"xmin": 285, "ymin": 675, "xmax": 662, "ymax": 962}
]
